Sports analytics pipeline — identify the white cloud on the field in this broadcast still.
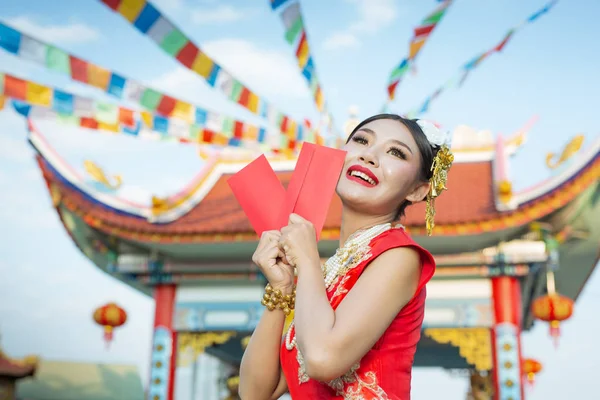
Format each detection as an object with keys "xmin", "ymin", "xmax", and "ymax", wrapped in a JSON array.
[
  {"xmin": 347, "ymin": 0, "xmax": 399, "ymax": 34},
  {"xmin": 323, "ymin": 0, "xmax": 402, "ymax": 50},
  {"xmin": 149, "ymin": 38, "xmax": 308, "ymax": 103},
  {"xmin": 5, "ymin": 16, "xmax": 99, "ymax": 44},
  {"xmin": 203, "ymin": 38, "xmax": 308, "ymax": 99},
  {"xmin": 148, "ymin": 66, "xmax": 205, "ymax": 101},
  {"xmin": 323, "ymin": 32, "xmax": 360, "ymax": 50},
  {"xmin": 191, "ymin": 5, "xmax": 257, "ymax": 25}
]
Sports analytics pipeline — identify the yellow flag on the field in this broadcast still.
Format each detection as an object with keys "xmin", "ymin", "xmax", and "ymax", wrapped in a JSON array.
[
  {"xmin": 247, "ymin": 93, "xmax": 259, "ymax": 113},
  {"xmin": 141, "ymin": 111, "xmax": 153, "ymax": 128},
  {"xmin": 98, "ymin": 122, "xmax": 120, "ymax": 133},
  {"xmin": 118, "ymin": 0, "xmax": 146, "ymax": 22},
  {"xmin": 26, "ymin": 82, "xmax": 52, "ymax": 107},
  {"xmin": 191, "ymin": 52, "xmax": 214, "ymax": 79},
  {"xmin": 213, "ymin": 133, "xmax": 229, "ymax": 146},
  {"xmin": 88, "ymin": 64, "xmax": 111, "ymax": 90},
  {"xmin": 297, "ymin": 38, "xmax": 309, "ymax": 68},
  {"xmin": 409, "ymin": 37, "xmax": 426, "ymax": 60},
  {"xmin": 172, "ymin": 101, "xmax": 194, "ymax": 123}
]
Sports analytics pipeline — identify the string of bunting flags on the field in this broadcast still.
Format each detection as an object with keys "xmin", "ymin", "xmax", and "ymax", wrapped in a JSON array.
[
  {"xmin": 385, "ymin": 0, "xmax": 453, "ymax": 106},
  {"xmin": 0, "ymin": 22, "xmax": 244, "ymax": 131},
  {"xmin": 405, "ymin": 0, "xmax": 558, "ymax": 118},
  {"xmin": 270, "ymin": 0, "xmax": 337, "ymax": 136},
  {"xmin": 0, "ymin": 20, "xmax": 300, "ymax": 142},
  {"xmin": 0, "ymin": 72, "xmax": 303, "ymax": 151},
  {"xmin": 98, "ymin": 0, "xmax": 318, "ymax": 147}
]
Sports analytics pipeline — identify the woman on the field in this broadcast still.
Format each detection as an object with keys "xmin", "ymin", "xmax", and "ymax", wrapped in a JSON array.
[{"xmin": 239, "ymin": 114, "xmax": 454, "ymax": 399}]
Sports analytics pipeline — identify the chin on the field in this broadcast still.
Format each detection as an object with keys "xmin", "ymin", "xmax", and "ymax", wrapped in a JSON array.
[{"xmin": 336, "ymin": 182, "xmax": 379, "ymax": 212}]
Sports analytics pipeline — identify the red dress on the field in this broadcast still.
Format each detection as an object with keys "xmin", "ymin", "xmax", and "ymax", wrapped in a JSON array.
[{"xmin": 280, "ymin": 227, "xmax": 436, "ymax": 399}]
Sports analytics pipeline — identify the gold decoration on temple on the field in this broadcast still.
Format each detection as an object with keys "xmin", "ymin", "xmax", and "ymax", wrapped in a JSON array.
[
  {"xmin": 151, "ymin": 196, "xmax": 173, "ymax": 215},
  {"xmin": 84, "ymin": 160, "xmax": 122, "ymax": 190},
  {"xmin": 227, "ymin": 375, "xmax": 240, "ymax": 389},
  {"xmin": 426, "ymin": 145, "xmax": 454, "ymax": 236},
  {"xmin": 497, "ymin": 180, "xmax": 513, "ymax": 204},
  {"xmin": 467, "ymin": 370, "xmax": 494, "ymax": 400},
  {"xmin": 545, "ymin": 134, "xmax": 584, "ymax": 169},
  {"xmin": 424, "ymin": 328, "xmax": 492, "ymax": 371},
  {"xmin": 241, "ymin": 335, "xmax": 251, "ymax": 350},
  {"xmin": 49, "ymin": 183, "xmax": 62, "ymax": 207},
  {"xmin": 224, "ymin": 375, "xmax": 241, "ymax": 400},
  {"xmin": 177, "ymin": 332, "xmax": 236, "ymax": 367}
]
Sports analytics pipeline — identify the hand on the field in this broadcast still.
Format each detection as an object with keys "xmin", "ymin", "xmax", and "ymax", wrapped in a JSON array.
[
  {"xmin": 252, "ymin": 231, "xmax": 295, "ymax": 293},
  {"xmin": 279, "ymin": 213, "xmax": 320, "ymax": 270}
]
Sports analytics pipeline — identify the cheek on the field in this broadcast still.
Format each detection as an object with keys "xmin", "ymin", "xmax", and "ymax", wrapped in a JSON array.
[{"xmin": 381, "ymin": 159, "xmax": 419, "ymax": 188}]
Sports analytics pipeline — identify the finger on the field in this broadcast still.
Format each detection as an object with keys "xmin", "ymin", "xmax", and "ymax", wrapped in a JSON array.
[
  {"xmin": 288, "ymin": 213, "xmax": 306, "ymax": 225},
  {"xmin": 278, "ymin": 235, "xmax": 290, "ymax": 253},
  {"xmin": 264, "ymin": 245, "xmax": 281, "ymax": 263},
  {"xmin": 262, "ymin": 230, "xmax": 281, "ymax": 241}
]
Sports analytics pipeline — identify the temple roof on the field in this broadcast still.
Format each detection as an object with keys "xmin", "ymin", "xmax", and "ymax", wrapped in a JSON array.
[
  {"xmin": 31, "ymin": 124, "xmax": 600, "ymax": 245},
  {"xmin": 0, "ymin": 350, "xmax": 37, "ymax": 379}
]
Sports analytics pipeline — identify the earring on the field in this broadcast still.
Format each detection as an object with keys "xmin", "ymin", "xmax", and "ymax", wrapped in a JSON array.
[{"xmin": 425, "ymin": 192, "xmax": 435, "ymax": 236}]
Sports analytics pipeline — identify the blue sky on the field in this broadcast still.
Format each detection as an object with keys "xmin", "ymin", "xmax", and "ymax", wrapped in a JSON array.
[{"xmin": 0, "ymin": 0, "xmax": 598, "ymax": 398}]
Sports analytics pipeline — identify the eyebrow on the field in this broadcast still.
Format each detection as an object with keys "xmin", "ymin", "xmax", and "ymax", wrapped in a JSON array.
[{"xmin": 358, "ymin": 128, "xmax": 413, "ymax": 154}]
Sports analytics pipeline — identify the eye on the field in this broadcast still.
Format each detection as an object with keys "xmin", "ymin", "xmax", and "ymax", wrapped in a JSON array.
[
  {"xmin": 388, "ymin": 146, "xmax": 407, "ymax": 160},
  {"xmin": 351, "ymin": 135, "xmax": 368, "ymax": 145}
]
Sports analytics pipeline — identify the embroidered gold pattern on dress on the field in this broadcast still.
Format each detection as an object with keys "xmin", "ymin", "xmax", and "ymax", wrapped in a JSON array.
[
  {"xmin": 296, "ymin": 348, "xmax": 309, "ymax": 384},
  {"xmin": 329, "ymin": 275, "xmax": 351, "ymax": 302},
  {"xmin": 343, "ymin": 371, "xmax": 390, "ymax": 399},
  {"xmin": 327, "ymin": 367, "xmax": 390, "ymax": 399},
  {"xmin": 326, "ymin": 362, "xmax": 360, "ymax": 393}
]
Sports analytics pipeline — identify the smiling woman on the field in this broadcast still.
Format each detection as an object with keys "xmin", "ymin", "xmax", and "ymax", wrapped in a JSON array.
[{"xmin": 239, "ymin": 113, "xmax": 454, "ymax": 400}]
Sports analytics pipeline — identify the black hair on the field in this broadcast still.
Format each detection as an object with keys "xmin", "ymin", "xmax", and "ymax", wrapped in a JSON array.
[{"xmin": 345, "ymin": 113, "xmax": 439, "ymax": 219}]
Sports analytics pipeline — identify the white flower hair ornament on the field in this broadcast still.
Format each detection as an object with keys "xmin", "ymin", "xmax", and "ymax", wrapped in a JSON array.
[
  {"xmin": 415, "ymin": 119, "xmax": 452, "ymax": 147},
  {"xmin": 415, "ymin": 119, "xmax": 454, "ymax": 236}
]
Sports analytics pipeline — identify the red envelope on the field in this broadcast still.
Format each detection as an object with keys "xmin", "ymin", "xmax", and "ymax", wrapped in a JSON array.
[
  {"xmin": 227, "ymin": 154, "xmax": 286, "ymax": 236},
  {"xmin": 228, "ymin": 144, "xmax": 347, "ymax": 240},
  {"xmin": 292, "ymin": 145, "xmax": 346, "ymax": 240},
  {"xmin": 276, "ymin": 142, "xmax": 317, "ymax": 228}
]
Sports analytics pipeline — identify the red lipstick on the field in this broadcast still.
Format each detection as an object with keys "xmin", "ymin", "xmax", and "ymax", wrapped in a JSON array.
[{"xmin": 346, "ymin": 165, "xmax": 379, "ymax": 187}]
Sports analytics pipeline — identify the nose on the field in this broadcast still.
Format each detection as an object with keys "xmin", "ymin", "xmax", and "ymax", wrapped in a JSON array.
[{"xmin": 359, "ymin": 149, "xmax": 378, "ymax": 167}]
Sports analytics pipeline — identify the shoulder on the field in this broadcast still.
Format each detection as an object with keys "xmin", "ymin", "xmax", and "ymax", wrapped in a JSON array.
[
  {"xmin": 366, "ymin": 227, "xmax": 436, "ymax": 293},
  {"xmin": 371, "ymin": 228, "xmax": 434, "ymax": 264}
]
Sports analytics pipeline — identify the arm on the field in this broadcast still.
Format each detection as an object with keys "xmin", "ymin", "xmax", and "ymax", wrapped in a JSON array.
[
  {"xmin": 294, "ymin": 246, "xmax": 422, "ymax": 381},
  {"xmin": 239, "ymin": 231, "xmax": 294, "ymax": 399},
  {"xmin": 239, "ymin": 306, "xmax": 288, "ymax": 400}
]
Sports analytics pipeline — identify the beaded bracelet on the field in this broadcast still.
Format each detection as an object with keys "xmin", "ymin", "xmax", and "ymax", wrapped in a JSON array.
[{"xmin": 260, "ymin": 284, "xmax": 296, "ymax": 316}]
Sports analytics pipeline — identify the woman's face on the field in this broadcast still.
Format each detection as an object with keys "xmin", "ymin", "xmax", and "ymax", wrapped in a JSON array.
[{"xmin": 336, "ymin": 118, "xmax": 430, "ymax": 216}]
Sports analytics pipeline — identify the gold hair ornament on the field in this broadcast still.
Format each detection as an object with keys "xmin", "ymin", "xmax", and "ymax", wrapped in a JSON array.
[{"xmin": 425, "ymin": 144, "xmax": 454, "ymax": 235}]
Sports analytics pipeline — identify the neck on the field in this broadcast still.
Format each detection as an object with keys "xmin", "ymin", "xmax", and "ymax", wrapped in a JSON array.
[{"xmin": 339, "ymin": 205, "xmax": 396, "ymax": 246}]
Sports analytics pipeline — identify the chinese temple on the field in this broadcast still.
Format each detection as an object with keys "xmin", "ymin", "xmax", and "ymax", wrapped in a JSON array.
[{"xmin": 29, "ymin": 118, "xmax": 599, "ymax": 400}]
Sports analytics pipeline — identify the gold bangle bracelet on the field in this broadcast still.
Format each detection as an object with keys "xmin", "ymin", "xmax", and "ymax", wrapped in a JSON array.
[{"xmin": 260, "ymin": 284, "xmax": 296, "ymax": 315}]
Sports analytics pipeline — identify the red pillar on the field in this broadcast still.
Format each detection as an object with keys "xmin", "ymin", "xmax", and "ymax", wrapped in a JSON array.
[
  {"xmin": 148, "ymin": 284, "xmax": 177, "ymax": 400},
  {"xmin": 491, "ymin": 277, "xmax": 524, "ymax": 400}
]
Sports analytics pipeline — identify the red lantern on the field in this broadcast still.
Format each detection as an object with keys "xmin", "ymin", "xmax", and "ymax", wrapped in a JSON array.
[
  {"xmin": 531, "ymin": 293, "xmax": 574, "ymax": 347},
  {"xmin": 522, "ymin": 358, "xmax": 543, "ymax": 387},
  {"xmin": 93, "ymin": 303, "xmax": 127, "ymax": 347}
]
